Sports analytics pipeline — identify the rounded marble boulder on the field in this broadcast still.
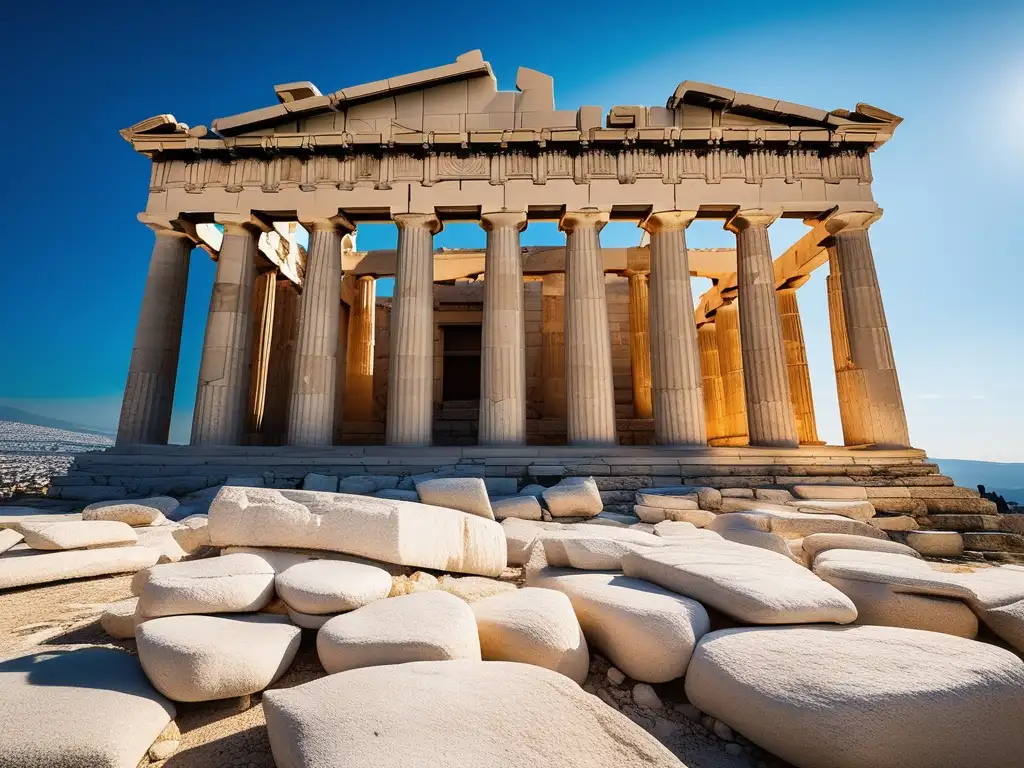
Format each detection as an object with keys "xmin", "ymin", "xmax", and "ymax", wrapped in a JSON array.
[{"xmin": 275, "ymin": 559, "xmax": 393, "ymax": 615}]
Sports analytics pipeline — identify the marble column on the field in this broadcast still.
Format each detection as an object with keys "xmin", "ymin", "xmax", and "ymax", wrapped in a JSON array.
[
  {"xmin": 332, "ymin": 301, "xmax": 350, "ymax": 445},
  {"xmin": 643, "ymin": 210, "xmax": 706, "ymax": 445},
  {"xmin": 116, "ymin": 223, "xmax": 193, "ymax": 446},
  {"xmin": 261, "ymin": 280, "xmax": 300, "ymax": 445},
  {"xmin": 777, "ymin": 287, "xmax": 820, "ymax": 444},
  {"xmin": 386, "ymin": 213, "xmax": 441, "ymax": 446},
  {"xmin": 191, "ymin": 217, "xmax": 261, "ymax": 446},
  {"xmin": 344, "ymin": 275, "xmax": 377, "ymax": 421},
  {"xmin": 697, "ymin": 323, "xmax": 727, "ymax": 442},
  {"xmin": 560, "ymin": 209, "xmax": 616, "ymax": 446},
  {"xmin": 626, "ymin": 271, "xmax": 653, "ymax": 420},
  {"xmin": 286, "ymin": 217, "xmax": 347, "ymax": 446},
  {"xmin": 541, "ymin": 273, "xmax": 566, "ymax": 419},
  {"xmin": 245, "ymin": 268, "xmax": 277, "ymax": 439},
  {"xmin": 715, "ymin": 301, "xmax": 747, "ymax": 443},
  {"xmin": 826, "ymin": 248, "xmax": 862, "ymax": 446},
  {"xmin": 726, "ymin": 209, "xmax": 799, "ymax": 448},
  {"xmin": 827, "ymin": 211, "xmax": 911, "ymax": 447},
  {"xmin": 479, "ymin": 211, "xmax": 528, "ymax": 445}
]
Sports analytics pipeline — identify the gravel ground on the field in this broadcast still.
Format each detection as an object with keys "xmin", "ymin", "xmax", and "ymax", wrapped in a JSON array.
[{"xmin": 0, "ymin": 571, "xmax": 788, "ymax": 768}]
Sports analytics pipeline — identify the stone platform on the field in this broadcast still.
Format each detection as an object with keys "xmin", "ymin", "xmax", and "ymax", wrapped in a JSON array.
[{"xmin": 53, "ymin": 445, "xmax": 942, "ymax": 501}]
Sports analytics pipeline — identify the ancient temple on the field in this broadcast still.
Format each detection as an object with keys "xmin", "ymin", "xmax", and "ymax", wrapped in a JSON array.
[{"xmin": 58, "ymin": 50, "xmax": 956, "ymax": 503}]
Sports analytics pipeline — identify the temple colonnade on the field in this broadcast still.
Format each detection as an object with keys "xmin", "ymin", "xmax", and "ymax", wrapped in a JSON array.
[{"xmin": 116, "ymin": 207, "xmax": 910, "ymax": 451}]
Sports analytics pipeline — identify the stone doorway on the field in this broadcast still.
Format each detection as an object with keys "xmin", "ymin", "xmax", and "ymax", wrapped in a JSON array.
[{"xmin": 441, "ymin": 325, "xmax": 482, "ymax": 402}]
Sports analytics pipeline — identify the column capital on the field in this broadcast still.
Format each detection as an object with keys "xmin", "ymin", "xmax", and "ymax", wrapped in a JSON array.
[
  {"xmin": 724, "ymin": 208, "xmax": 782, "ymax": 234},
  {"xmin": 480, "ymin": 210, "xmax": 528, "ymax": 232},
  {"xmin": 823, "ymin": 208, "xmax": 883, "ymax": 236},
  {"xmin": 299, "ymin": 213, "xmax": 355, "ymax": 233},
  {"xmin": 137, "ymin": 213, "xmax": 198, "ymax": 241},
  {"xmin": 214, "ymin": 212, "xmax": 272, "ymax": 237},
  {"xmin": 640, "ymin": 209, "xmax": 697, "ymax": 234},
  {"xmin": 559, "ymin": 208, "xmax": 609, "ymax": 234},
  {"xmin": 393, "ymin": 212, "xmax": 443, "ymax": 235}
]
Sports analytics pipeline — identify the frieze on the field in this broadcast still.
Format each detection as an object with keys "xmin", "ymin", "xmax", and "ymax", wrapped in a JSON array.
[{"xmin": 146, "ymin": 147, "xmax": 872, "ymax": 194}]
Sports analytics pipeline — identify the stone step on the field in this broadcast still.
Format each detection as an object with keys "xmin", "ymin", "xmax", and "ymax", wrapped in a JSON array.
[
  {"xmin": 961, "ymin": 532, "xmax": 1024, "ymax": 554},
  {"xmin": 925, "ymin": 514, "xmax": 1004, "ymax": 532},
  {"xmin": 920, "ymin": 497, "xmax": 999, "ymax": 515}
]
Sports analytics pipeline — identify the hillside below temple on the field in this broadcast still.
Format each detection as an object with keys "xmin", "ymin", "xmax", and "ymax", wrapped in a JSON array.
[{"xmin": 55, "ymin": 50, "xmax": 1022, "ymax": 559}]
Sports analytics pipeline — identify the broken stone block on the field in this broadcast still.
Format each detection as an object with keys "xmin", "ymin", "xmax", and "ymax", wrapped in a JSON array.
[
  {"xmin": 137, "ymin": 614, "xmax": 300, "ymax": 702},
  {"xmin": 82, "ymin": 496, "xmax": 177, "ymax": 526},
  {"xmin": 0, "ymin": 648, "xmax": 175, "ymax": 768},
  {"xmin": 317, "ymin": 591, "xmax": 480, "ymax": 674}
]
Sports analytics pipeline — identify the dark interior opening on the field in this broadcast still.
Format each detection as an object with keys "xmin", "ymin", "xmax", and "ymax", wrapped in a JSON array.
[{"xmin": 441, "ymin": 324, "xmax": 482, "ymax": 401}]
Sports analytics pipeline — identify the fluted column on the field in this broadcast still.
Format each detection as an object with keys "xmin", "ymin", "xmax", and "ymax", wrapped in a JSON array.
[
  {"xmin": 479, "ymin": 211, "xmax": 528, "ymax": 445},
  {"xmin": 826, "ymin": 211, "xmax": 910, "ymax": 447},
  {"xmin": 244, "ymin": 269, "xmax": 277, "ymax": 440},
  {"xmin": 116, "ymin": 221, "xmax": 193, "ymax": 446},
  {"xmin": 286, "ymin": 217, "xmax": 348, "ymax": 446},
  {"xmin": 697, "ymin": 323, "xmax": 727, "ymax": 442},
  {"xmin": 827, "ymin": 248, "xmax": 863, "ymax": 446},
  {"xmin": 715, "ymin": 301, "xmax": 747, "ymax": 444},
  {"xmin": 191, "ymin": 216, "xmax": 262, "ymax": 446},
  {"xmin": 332, "ymin": 301, "xmax": 350, "ymax": 444},
  {"xmin": 560, "ymin": 209, "xmax": 616, "ymax": 446},
  {"xmin": 777, "ymin": 288, "xmax": 819, "ymax": 444},
  {"xmin": 261, "ymin": 280, "xmax": 300, "ymax": 445},
  {"xmin": 643, "ymin": 210, "xmax": 706, "ymax": 445},
  {"xmin": 541, "ymin": 273, "xmax": 566, "ymax": 419},
  {"xmin": 726, "ymin": 209, "xmax": 799, "ymax": 448},
  {"xmin": 626, "ymin": 272, "xmax": 653, "ymax": 420},
  {"xmin": 386, "ymin": 213, "xmax": 441, "ymax": 446},
  {"xmin": 344, "ymin": 276, "xmax": 377, "ymax": 420}
]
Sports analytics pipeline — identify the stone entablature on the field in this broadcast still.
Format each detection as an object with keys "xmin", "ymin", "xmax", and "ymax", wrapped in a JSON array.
[{"xmin": 122, "ymin": 50, "xmax": 896, "ymax": 224}]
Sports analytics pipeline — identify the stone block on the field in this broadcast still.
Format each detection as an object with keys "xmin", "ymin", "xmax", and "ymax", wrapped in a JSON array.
[
  {"xmin": 906, "ymin": 531, "xmax": 963, "ymax": 558},
  {"xmin": 870, "ymin": 515, "xmax": 919, "ymax": 531},
  {"xmin": 209, "ymin": 486, "xmax": 506, "ymax": 576},
  {"xmin": 921, "ymin": 498, "xmax": 999, "ymax": 515},
  {"xmin": 0, "ymin": 648, "xmax": 175, "ymax": 768},
  {"xmin": 926, "ymin": 514, "xmax": 1003, "ymax": 532},
  {"xmin": 303, "ymin": 473, "xmax": 339, "ymax": 492},
  {"xmin": 961, "ymin": 532, "xmax": 1024, "ymax": 553}
]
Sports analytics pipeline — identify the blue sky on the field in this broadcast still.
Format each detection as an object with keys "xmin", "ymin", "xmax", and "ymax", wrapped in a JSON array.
[{"xmin": 0, "ymin": 0, "xmax": 1021, "ymax": 459}]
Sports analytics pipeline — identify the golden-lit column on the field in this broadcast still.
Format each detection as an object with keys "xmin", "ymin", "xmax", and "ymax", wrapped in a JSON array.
[
  {"xmin": 332, "ymin": 300, "xmax": 350, "ymax": 445},
  {"xmin": 777, "ymin": 287, "xmax": 819, "ymax": 444},
  {"xmin": 245, "ymin": 268, "xmax": 278, "ymax": 438},
  {"xmin": 626, "ymin": 270, "xmax": 653, "ymax": 419},
  {"xmin": 261, "ymin": 280, "xmax": 300, "ymax": 445},
  {"xmin": 826, "ymin": 210, "xmax": 911, "ymax": 448},
  {"xmin": 826, "ymin": 247, "xmax": 862, "ymax": 446},
  {"xmin": 714, "ymin": 301, "xmax": 747, "ymax": 444},
  {"xmin": 344, "ymin": 275, "xmax": 377, "ymax": 420},
  {"xmin": 541, "ymin": 272, "xmax": 566, "ymax": 419},
  {"xmin": 697, "ymin": 323, "xmax": 727, "ymax": 442}
]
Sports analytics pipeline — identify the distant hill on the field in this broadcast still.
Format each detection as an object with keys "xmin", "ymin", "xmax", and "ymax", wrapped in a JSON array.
[
  {"xmin": 935, "ymin": 458, "xmax": 1024, "ymax": 504},
  {"xmin": 0, "ymin": 405, "xmax": 116, "ymax": 438}
]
